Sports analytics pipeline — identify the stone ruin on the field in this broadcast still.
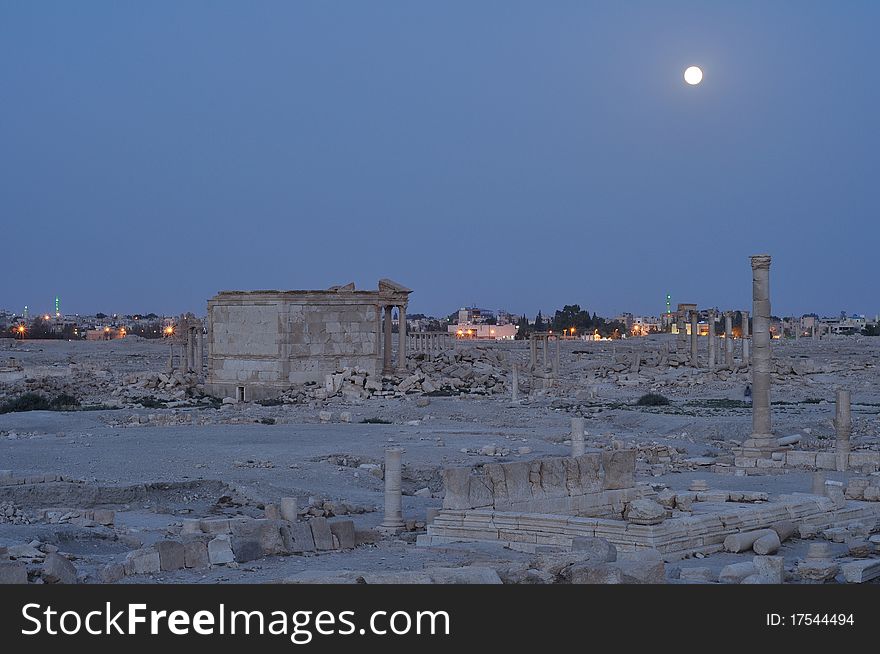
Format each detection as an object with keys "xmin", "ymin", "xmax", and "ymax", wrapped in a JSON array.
[{"xmin": 204, "ymin": 279, "xmax": 411, "ymax": 401}]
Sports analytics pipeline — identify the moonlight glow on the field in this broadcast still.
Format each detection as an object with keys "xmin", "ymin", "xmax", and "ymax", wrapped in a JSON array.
[{"xmin": 684, "ymin": 66, "xmax": 703, "ymax": 85}]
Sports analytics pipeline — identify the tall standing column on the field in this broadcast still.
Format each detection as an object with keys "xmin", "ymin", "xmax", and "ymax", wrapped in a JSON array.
[
  {"xmin": 530, "ymin": 337, "xmax": 537, "ymax": 369},
  {"xmin": 689, "ymin": 311, "xmax": 699, "ymax": 366},
  {"xmin": 835, "ymin": 389, "xmax": 852, "ymax": 472},
  {"xmin": 374, "ymin": 304, "xmax": 383, "ymax": 373},
  {"xmin": 724, "ymin": 312, "xmax": 734, "ymax": 368},
  {"xmin": 571, "ymin": 417, "xmax": 585, "ymax": 457},
  {"xmin": 744, "ymin": 254, "xmax": 774, "ymax": 456},
  {"xmin": 383, "ymin": 306, "xmax": 393, "ymax": 374},
  {"xmin": 707, "ymin": 310, "xmax": 716, "ymax": 370},
  {"xmin": 380, "ymin": 448, "xmax": 404, "ymax": 531},
  {"xmin": 741, "ymin": 310, "xmax": 750, "ymax": 366},
  {"xmin": 397, "ymin": 304, "xmax": 407, "ymax": 373}
]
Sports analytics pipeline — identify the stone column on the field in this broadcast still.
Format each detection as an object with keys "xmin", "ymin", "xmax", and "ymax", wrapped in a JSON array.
[
  {"xmin": 724, "ymin": 312, "xmax": 734, "ymax": 368},
  {"xmin": 375, "ymin": 304, "xmax": 383, "ymax": 373},
  {"xmin": 529, "ymin": 337, "xmax": 537, "ymax": 369},
  {"xmin": 380, "ymin": 447, "xmax": 404, "ymax": 531},
  {"xmin": 397, "ymin": 304, "xmax": 407, "ymax": 373},
  {"xmin": 744, "ymin": 254, "xmax": 774, "ymax": 456},
  {"xmin": 571, "ymin": 417, "xmax": 585, "ymax": 457},
  {"xmin": 689, "ymin": 311, "xmax": 699, "ymax": 366},
  {"xmin": 741, "ymin": 310, "xmax": 750, "ymax": 366},
  {"xmin": 383, "ymin": 306, "xmax": 393, "ymax": 374},
  {"xmin": 542, "ymin": 337, "xmax": 548, "ymax": 369},
  {"xmin": 196, "ymin": 328, "xmax": 204, "ymax": 375},
  {"xmin": 707, "ymin": 310, "xmax": 716, "ymax": 370},
  {"xmin": 167, "ymin": 343, "xmax": 174, "ymax": 373},
  {"xmin": 554, "ymin": 337, "xmax": 560, "ymax": 376},
  {"xmin": 812, "ymin": 323, "xmax": 818, "ymax": 342},
  {"xmin": 511, "ymin": 363, "xmax": 519, "ymax": 401},
  {"xmin": 835, "ymin": 389, "xmax": 851, "ymax": 472}
]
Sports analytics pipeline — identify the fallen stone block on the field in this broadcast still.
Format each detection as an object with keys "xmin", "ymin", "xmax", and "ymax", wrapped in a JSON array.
[
  {"xmin": 678, "ymin": 567, "xmax": 716, "ymax": 583},
  {"xmin": 42, "ymin": 553, "xmax": 77, "ymax": 584},
  {"xmin": 99, "ymin": 563, "xmax": 124, "ymax": 584},
  {"xmin": 566, "ymin": 559, "xmax": 665, "ymax": 584},
  {"xmin": 0, "ymin": 561, "xmax": 28, "ymax": 584},
  {"xmin": 570, "ymin": 537, "xmax": 617, "ymax": 562},
  {"xmin": 208, "ymin": 536, "xmax": 234, "ymax": 565},
  {"xmin": 91, "ymin": 509, "xmax": 115, "ymax": 526},
  {"xmin": 281, "ymin": 522, "xmax": 316, "ymax": 553},
  {"xmin": 751, "ymin": 556, "xmax": 784, "ymax": 584},
  {"xmin": 624, "ymin": 499, "xmax": 666, "ymax": 525},
  {"xmin": 772, "ymin": 521, "xmax": 797, "ymax": 542},
  {"xmin": 184, "ymin": 541, "xmax": 210, "ymax": 569},
  {"xmin": 309, "ymin": 517, "xmax": 334, "ymax": 551},
  {"xmin": 329, "ymin": 520, "xmax": 356, "ymax": 549},
  {"xmin": 155, "ymin": 541, "xmax": 185, "ymax": 571},
  {"xmin": 719, "ymin": 562, "xmax": 757, "ymax": 584},
  {"xmin": 231, "ymin": 519, "xmax": 285, "ymax": 561},
  {"xmin": 123, "ymin": 548, "xmax": 161, "ymax": 575},
  {"xmin": 840, "ymin": 559, "xmax": 880, "ymax": 583}
]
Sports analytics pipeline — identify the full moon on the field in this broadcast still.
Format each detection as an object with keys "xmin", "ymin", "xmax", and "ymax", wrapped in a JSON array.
[{"xmin": 684, "ymin": 66, "xmax": 703, "ymax": 85}]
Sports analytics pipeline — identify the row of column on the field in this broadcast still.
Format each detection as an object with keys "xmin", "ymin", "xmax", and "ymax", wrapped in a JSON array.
[
  {"xmin": 409, "ymin": 332, "xmax": 452, "ymax": 358},
  {"xmin": 529, "ymin": 335, "xmax": 560, "ymax": 374},
  {"xmin": 379, "ymin": 304, "xmax": 407, "ymax": 375},
  {"xmin": 686, "ymin": 309, "xmax": 750, "ymax": 369},
  {"xmin": 169, "ymin": 326, "xmax": 204, "ymax": 375}
]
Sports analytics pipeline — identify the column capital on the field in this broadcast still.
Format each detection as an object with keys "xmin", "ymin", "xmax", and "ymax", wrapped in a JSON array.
[{"xmin": 750, "ymin": 254, "xmax": 771, "ymax": 270}]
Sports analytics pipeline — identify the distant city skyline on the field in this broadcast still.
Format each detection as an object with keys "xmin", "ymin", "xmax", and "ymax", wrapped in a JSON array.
[{"xmin": 2, "ymin": 4, "xmax": 878, "ymax": 319}]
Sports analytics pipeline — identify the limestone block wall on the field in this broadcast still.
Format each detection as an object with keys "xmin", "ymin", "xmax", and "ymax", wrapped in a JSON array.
[
  {"xmin": 205, "ymin": 291, "xmax": 380, "ymax": 400},
  {"xmin": 441, "ymin": 451, "xmax": 638, "ymax": 516}
]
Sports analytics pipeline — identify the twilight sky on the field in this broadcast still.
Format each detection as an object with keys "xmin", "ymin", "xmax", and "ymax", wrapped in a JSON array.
[{"xmin": 1, "ymin": 2, "xmax": 877, "ymax": 319}]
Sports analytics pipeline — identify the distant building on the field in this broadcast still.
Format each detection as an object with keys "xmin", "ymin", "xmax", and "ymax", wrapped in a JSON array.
[{"xmin": 448, "ymin": 323, "xmax": 517, "ymax": 340}]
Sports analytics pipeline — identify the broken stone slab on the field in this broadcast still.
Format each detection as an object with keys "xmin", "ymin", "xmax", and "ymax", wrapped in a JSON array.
[
  {"xmin": 123, "ymin": 548, "xmax": 161, "ymax": 575},
  {"xmin": 41, "ymin": 553, "xmax": 77, "ymax": 584},
  {"xmin": 840, "ymin": 559, "xmax": 880, "ymax": 583},
  {"xmin": 750, "ymin": 556, "xmax": 784, "ymax": 584},
  {"xmin": 155, "ymin": 540, "xmax": 185, "ymax": 571},
  {"xmin": 309, "ymin": 517, "xmax": 335, "ymax": 550},
  {"xmin": 184, "ymin": 541, "xmax": 209, "ymax": 568},
  {"xmin": 99, "ymin": 563, "xmax": 124, "ymax": 584},
  {"xmin": 0, "ymin": 561, "xmax": 28, "ymax": 584},
  {"xmin": 231, "ymin": 519, "xmax": 285, "ymax": 562},
  {"xmin": 678, "ymin": 567, "xmax": 716, "ymax": 583},
  {"xmin": 566, "ymin": 559, "xmax": 665, "ymax": 584},
  {"xmin": 570, "ymin": 537, "xmax": 617, "ymax": 562},
  {"xmin": 723, "ymin": 529, "xmax": 777, "ymax": 553},
  {"xmin": 281, "ymin": 522, "xmax": 316, "ymax": 553},
  {"xmin": 772, "ymin": 521, "xmax": 797, "ymax": 542},
  {"xmin": 624, "ymin": 499, "xmax": 666, "ymax": 525},
  {"xmin": 329, "ymin": 520, "xmax": 356, "ymax": 549},
  {"xmin": 207, "ymin": 535, "xmax": 234, "ymax": 565},
  {"xmin": 719, "ymin": 562, "xmax": 757, "ymax": 584}
]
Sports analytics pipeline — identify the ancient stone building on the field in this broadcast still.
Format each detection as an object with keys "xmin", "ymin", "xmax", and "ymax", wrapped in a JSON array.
[{"xmin": 205, "ymin": 279, "xmax": 411, "ymax": 401}]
